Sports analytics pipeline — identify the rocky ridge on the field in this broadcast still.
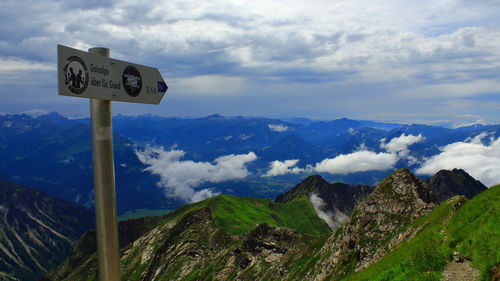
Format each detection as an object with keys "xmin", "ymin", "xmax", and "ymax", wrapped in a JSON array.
[
  {"xmin": 0, "ymin": 180, "xmax": 94, "ymax": 281},
  {"xmin": 45, "ymin": 169, "xmax": 498, "ymax": 281},
  {"xmin": 309, "ymin": 168, "xmax": 437, "ymax": 280},
  {"xmin": 46, "ymin": 206, "xmax": 324, "ymax": 281}
]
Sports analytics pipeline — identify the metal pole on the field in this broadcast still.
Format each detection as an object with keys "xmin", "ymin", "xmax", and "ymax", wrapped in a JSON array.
[{"xmin": 89, "ymin": 47, "xmax": 121, "ymax": 281}]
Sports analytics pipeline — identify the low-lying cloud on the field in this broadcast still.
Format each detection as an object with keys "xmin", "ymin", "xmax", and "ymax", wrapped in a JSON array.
[
  {"xmin": 314, "ymin": 150, "xmax": 397, "ymax": 175},
  {"xmin": 309, "ymin": 193, "xmax": 348, "ymax": 230},
  {"xmin": 264, "ymin": 159, "xmax": 305, "ymax": 177},
  {"xmin": 416, "ymin": 133, "xmax": 500, "ymax": 186},
  {"xmin": 264, "ymin": 133, "xmax": 423, "ymax": 176},
  {"xmin": 136, "ymin": 147, "xmax": 257, "ymax": 202},
  {"xmin": 381, "ymin": 133, "xmax": 425, "ymax": 165},
  {"xmin": 268, "ymin": 124, "xmax": 289, "ymax": 132}
]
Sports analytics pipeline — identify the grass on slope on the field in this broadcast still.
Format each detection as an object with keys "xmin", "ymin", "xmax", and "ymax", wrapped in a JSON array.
[
  {"xmin": 208, "ymin": 195, "xmax": 331, "ymax": 236},
  {"xmin": 345, "ymin": 185, "xmax": 499, "ymax": 281},
  {"xmin": 160, "ymin": 194, "xmax": 331, "ymax": 237}
]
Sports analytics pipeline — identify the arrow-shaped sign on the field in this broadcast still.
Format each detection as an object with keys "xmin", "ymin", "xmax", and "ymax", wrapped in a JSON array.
[{"xmin": 57, "ymin": 45, "xmax": 168, "ymax": 105}]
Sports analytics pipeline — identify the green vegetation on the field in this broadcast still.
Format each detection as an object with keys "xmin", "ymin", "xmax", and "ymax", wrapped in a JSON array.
[
  {"xmin": 446, "ymin": 184, "xmax": 500, "ymax": 280},
  {"xmin": 142, "ymin": 194, "xmax": 331, "ymax": 237},
  {"xmin": 117, "ymin": 209, "xmax": 172, "ymax": 221},
  {"xmin": 344, "ymin": 185, "xmax": 500, "ymax": 281},
  {"xmin": 195, "ymin": 195, "xmax": 331, "ymax": 236}
]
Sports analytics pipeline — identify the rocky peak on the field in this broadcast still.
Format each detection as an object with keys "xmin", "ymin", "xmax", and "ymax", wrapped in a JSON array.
[
  {"xmin": 375, "ymin": 168, "xmax": 436, "ymax": 206},
  {"xmin": 311, "ymin": 169, "xmax": 437, "ymax": 279},
  {"xmin": 275, "ymin": 174, "xmax": 373, "ymax": 230},
  {"xmin": 275, "ymin": 174, "xmax": 330, "ymax": 202},
  {"xmin": 428, "ymin": 168, "xmax": 487, "ymax": 203}
]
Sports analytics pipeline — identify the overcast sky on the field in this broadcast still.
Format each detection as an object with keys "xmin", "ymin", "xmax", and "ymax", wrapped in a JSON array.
[{"xmin": 1, "ymin": 0, "xmax": 499, "ymax": 125}]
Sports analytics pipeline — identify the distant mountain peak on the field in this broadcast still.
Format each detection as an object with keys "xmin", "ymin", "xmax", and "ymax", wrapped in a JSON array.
[
  {"xmin": 21, "ymin": 109, "xmax": 51, "ymax": 118},
  {"xmin": 275, "ymin": 174, "xmax": 330, "ymax": 202},
  {"xmin": 275, "ymin": 174, "xmax": 373, "ymax": 230},
  {"xmin": 428, "ymin": 168, "xmax": 487, "ymax": 202},
  {"xmin": 203, "ymin": 113, "xmax": 225, "ymax": 120}
]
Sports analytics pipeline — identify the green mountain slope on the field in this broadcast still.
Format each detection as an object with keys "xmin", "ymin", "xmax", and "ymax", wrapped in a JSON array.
[
  {"xmin": 153, "ymin": 194, "xmax": 332, "ymax": 236},
  {"xmin": 45, "ymin": 195, "xmax": 331, "ymax": 280},
  {"xmin": 45, "ymin": 171, "xmax": 498, "ymax": 281},
  {"xmin": 346, "ymin": 184, "xmax": 499, "ymax": 281},
  {"xmin": 206, "ymin": 195, "xmax": 332, "ymax": 236}
]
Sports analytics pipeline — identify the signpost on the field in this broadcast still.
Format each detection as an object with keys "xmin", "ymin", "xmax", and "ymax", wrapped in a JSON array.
[
  {"xmin": 57, "ymin": 45, "xmax": 168, "ymax": 281},
  {"xmin": 58, "ymin": 45, "xmax": 167, "ymax": 104}
]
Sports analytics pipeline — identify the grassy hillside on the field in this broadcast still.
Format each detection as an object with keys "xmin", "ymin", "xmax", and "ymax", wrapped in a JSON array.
[
  {"xmin": 345, "ymin": 185, "xmax": 500, "ymax": 281},
  {"xmin": 46, "ymin": 194, "xmax": 331, "ymax": 281},
  {"xmin": 165, "ymin": 194, "xmax": 331, "ymax": 236}
]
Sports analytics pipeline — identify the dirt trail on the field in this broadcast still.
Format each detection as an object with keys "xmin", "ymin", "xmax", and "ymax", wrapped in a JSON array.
[{"xmin": 442, "ymin": 261, "xmax": 480, "ymax": 281}]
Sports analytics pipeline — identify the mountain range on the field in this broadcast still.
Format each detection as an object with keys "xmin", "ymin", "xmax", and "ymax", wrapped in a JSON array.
[
  {"xmin": 42, "ymin": 168, "xmax": 498, "ymax": 281},
  {"xmin": 0, "ymin": 112, "xmax": 498, "ymax": 215}
]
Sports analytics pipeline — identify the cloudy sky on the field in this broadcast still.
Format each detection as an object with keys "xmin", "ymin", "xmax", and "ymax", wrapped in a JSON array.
[{"xmin": 1, "ymin": 0, "xmax": 499, "ymax": 125}]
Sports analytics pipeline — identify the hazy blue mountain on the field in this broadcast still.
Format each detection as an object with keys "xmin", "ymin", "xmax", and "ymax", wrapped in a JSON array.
[
  {"xmin": 0, "ymin": 113, "xmax": 176, "ymax": 214},
  {"xmin": 281, "ymin": 117, "xmax": 318, "ymax": 126},
  {"xmin": 259, "ymin": 135, "xmax": 326, "ymax": 164},
  {"xmin": 454, "ymin": 123, "xmax": 490, "ymax": 132},
  {"xmin": 1, "ymin": 112, "xmax": 498, "ymax": 215}
]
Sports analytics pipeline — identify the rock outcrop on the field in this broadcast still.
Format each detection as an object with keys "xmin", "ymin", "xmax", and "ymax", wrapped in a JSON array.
[{"xmin": 310, "ymin": 168, "xmax": 437, "ymax": 280}]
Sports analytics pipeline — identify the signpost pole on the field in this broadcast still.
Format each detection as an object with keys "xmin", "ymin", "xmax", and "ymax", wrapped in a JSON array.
[
  {"xmin": 58, "ymin": 44, "xmax": 167, "ymax": 279},
  {"xmin": 89, "ymin": 47, "xmax": 121, "ymax": 281}
]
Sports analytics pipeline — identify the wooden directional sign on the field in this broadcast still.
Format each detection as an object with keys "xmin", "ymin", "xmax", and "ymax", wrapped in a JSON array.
[{"xmin": 57, "ymin": 45, "xmax": 167, "ymax": 104}]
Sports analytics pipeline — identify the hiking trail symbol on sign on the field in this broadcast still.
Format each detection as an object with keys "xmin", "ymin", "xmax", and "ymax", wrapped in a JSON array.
[{"xmin": 57, "ymin": 44, "xmax": 168, "ymax": 104}]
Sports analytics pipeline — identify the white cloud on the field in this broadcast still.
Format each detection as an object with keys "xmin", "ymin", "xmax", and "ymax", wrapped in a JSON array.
[
  {"xmin": 381, "ymin": 133, "xmax": 425, "ymax": 165},
  {"xmin": 190, "ymin": 188, "xmax": 220, "ymax": 203},
  {"xmin": 240, "ymin": 134, "xmax": 254, "ymax": 140},
  {"xmin": 314, "ymin": 150, "xmax": 397, "ymax": 175},
  {"xmin": 268, "ymin": 124, "xmax": 289, "ymax": 132},
  {"xmin": 22, "ymin": 109, "xmax": 50, "ymax": 117},
  {"xmin": 135, "ymin": 147, "xmax": 257, "ymax": 202},
  {"xmin": 0, "ymin": 57, "xmax": 54, "ymax": 72},
  {"xmin": 263, "ymin": 159, "xmax": 306, "ymax": 177},
  {"xmin": 264, "ymin": 134, "xmax": 423, "ymax": 176},
  {"xmin": 416, "ymin": 133, "xmax": 500, "ymax": 186},
  {"xmin": 1, "ymin": 0, "xmax": 500, "ymax": 122},
  {"xmin": 309, "ymin": 193, "xmax": 348, "ymax": 230},
  {"xmin": 452, "ymin": 119, "xmax": 488, "ymax": 128}
]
